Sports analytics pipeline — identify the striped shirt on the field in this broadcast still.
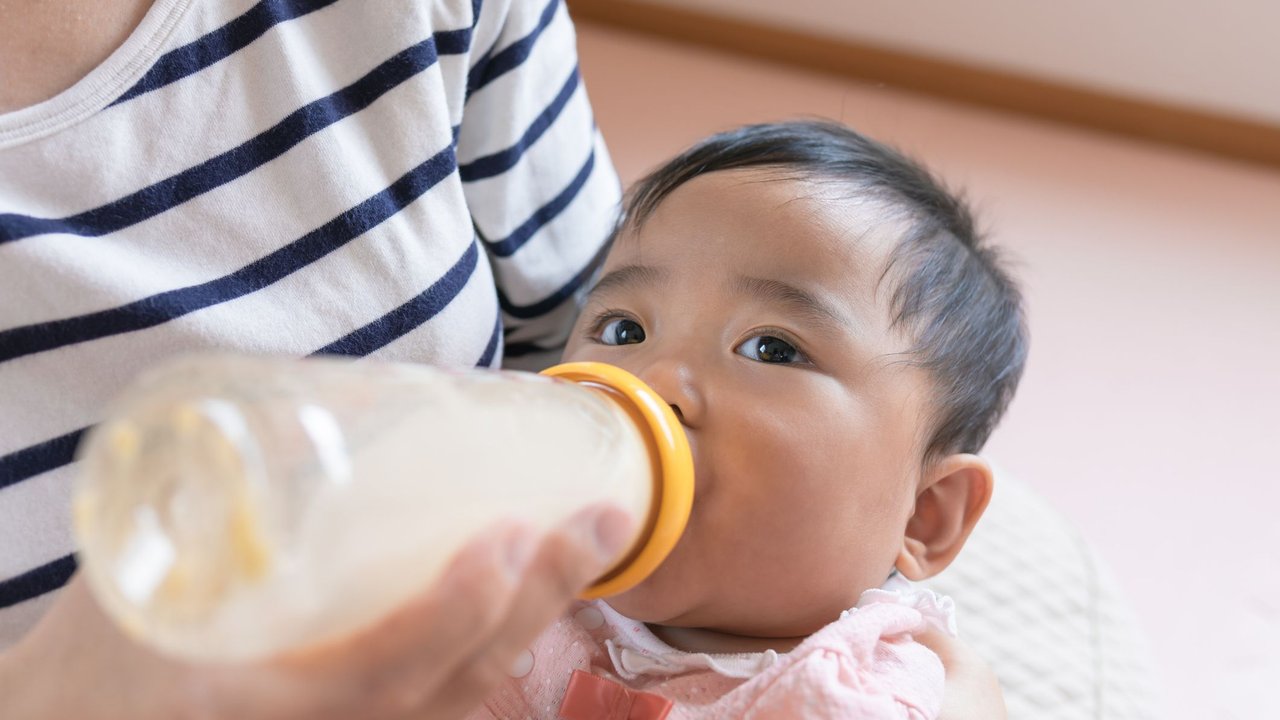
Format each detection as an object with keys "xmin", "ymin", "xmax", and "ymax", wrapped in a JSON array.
[{"xmin": 0, "ymin": 0, "xmax": 620, "ymax": 647}]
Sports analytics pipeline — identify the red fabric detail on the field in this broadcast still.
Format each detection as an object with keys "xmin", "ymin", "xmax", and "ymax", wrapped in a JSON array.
[{"xmin": 558, "ymin": 669, "xmax": 673, "ymax": 720}]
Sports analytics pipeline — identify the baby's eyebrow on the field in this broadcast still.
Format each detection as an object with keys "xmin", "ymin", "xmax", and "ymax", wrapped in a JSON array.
[
  {"xmin": 589, "ymin": 264, "xmax": 670, "ymax": 298},
  {"xmin": 731, "ymin": 275, "xmax": 850, "ymax": 331}
]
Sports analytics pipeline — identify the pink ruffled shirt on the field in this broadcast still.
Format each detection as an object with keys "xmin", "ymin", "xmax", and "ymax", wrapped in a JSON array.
[{"xmin": 466, "ymin": 579, "xmax": 956, "ymax": 719}]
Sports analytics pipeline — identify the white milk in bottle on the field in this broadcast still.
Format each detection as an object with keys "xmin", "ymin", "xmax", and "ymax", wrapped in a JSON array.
[{"xmin": 72, "ymin": 355, "xmax": 693, "ymax": 662}]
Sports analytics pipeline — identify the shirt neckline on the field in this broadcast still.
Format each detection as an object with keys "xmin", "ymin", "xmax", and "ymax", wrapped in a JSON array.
[
  {"xmin": 595, "ymin": 574, "xmax": 925, "ymax": 680},
  {"xmin": 0, "ymin": 0, "xmax": 193, "ymax": 149}
]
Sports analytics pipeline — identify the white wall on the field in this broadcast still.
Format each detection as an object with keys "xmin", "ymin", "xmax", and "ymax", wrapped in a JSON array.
[{"xmin": 638, "ymin": 0, "xmax": 1280, "ymax": 125}]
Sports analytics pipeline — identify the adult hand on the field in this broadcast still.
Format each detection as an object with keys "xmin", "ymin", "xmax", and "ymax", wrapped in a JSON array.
[
  {"xmin": 918, "ymin": 625, "xmax": 1008, "ymax": 720},
  {"xmin": 0, "ymin": 505, "xmax": 634, "ymax": 720}
]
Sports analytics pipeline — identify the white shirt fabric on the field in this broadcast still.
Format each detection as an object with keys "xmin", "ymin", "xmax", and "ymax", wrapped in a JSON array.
[
  {"xmin": 0, "ymin": 0, "xmax": 620, "ymax": 647},
  {"xmin": 601, "ymin": 574, "xmax": 956, "ymax": 681}
]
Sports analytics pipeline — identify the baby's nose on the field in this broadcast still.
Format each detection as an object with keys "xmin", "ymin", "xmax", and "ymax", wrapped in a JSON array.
[
  {"xmin": 668, "ymin": 403, "xmax": 685, "ymax": 423},
  {"xmin": 635, "ymin": 359, "xmax": 703, "ymax": 429}
]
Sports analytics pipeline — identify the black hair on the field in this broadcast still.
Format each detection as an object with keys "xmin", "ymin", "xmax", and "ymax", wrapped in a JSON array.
[{"xmin": 618, "ymin": 120, "xmax": 1028, "ymax": 462}]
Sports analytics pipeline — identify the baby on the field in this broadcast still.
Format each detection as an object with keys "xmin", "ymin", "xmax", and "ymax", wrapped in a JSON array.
[{"xmin": 470, "ymin": 120, "xmax": 1027, "ymax": 719}]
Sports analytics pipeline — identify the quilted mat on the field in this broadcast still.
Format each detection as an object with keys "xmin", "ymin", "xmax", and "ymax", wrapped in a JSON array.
[{"xmin": 922, "ymin": 471, "xmax": 1162, "ymax": 719}]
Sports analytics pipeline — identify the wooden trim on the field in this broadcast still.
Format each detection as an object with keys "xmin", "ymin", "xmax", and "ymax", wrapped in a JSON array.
[{"xmin": 567, "ymin": 0, "xmax": 1280, "ymax": 169}]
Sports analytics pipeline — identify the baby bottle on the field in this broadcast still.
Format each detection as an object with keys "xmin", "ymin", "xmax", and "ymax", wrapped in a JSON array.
[{"xmin": 72, "ymin": 355, "xmax": 693, "ymax": 663}]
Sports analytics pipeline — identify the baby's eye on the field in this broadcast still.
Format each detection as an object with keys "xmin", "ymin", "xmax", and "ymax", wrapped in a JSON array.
[
  {"xmin": 735, "ymin": 335, "xmax": 806, "ymax": 364},
  {"xmin": 599, "ymin": 318, "xmax": 646, "ymax": 346}
]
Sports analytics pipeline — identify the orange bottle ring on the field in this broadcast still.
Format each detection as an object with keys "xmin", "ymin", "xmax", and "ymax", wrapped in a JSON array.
[{"xmin": 540, "ymin": 362, "xmax": 695, "ymax": 599}]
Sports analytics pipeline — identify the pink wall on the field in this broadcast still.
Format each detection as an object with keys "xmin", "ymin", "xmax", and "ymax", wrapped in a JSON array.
[
  {"xmin": 633, "ymin": 0, "xmax": 1280, "ymax": 124},
  {"xmin": 576, "ymin": 20, "xmax": 1280, "ymax": 718}
]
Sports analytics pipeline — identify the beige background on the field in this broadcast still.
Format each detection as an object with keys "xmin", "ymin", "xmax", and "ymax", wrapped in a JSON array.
[
  {"xmin": 574, "ymin": 18, "xmax": 1280, "ymax": 719},
  {"xmin": 627, "ymin": 0, "xmax": 1280, "ymax": 124}
]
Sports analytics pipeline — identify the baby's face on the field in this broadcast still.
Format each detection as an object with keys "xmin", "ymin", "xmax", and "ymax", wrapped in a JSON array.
[{"xmin": 562, "ymin": 169, "xmax": 935, "ymax": 638}]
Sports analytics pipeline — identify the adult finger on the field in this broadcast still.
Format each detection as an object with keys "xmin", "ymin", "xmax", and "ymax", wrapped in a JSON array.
[
  {"xmin": 916, "ymin": 626, "xmax": 1007, "ymax": 720},
  {"xmin": 269, "ymin": 520, "xmax": 542, "ymax": 718},
  {"xmin": 421, "ymin": 504, "xmax": 636, "ymax": 720}
]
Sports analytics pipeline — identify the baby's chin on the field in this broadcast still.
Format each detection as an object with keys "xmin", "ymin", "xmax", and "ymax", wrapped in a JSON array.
[
  {"xmin": 601, "ymin": 579, "xmax": 802, "ymax": 636},
  {"xmin": 600, "ymin": 578, "xmax": 692, "ymax": 625},
  {"xmin": 604, "ymin": 590, "xmax": 831, "ymax": 639},
  {"xmin": 601, "ymin": 568, "xmax": 879, "ymax": 638}
]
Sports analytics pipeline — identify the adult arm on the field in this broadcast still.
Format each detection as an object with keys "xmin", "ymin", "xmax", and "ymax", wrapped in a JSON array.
[{"xmin": 457, "ymin": 0, "xmax": 623, "ymax": 370}]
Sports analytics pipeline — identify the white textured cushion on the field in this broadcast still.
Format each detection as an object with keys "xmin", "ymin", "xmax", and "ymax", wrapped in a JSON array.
[{"xmin": 922, "ymin": 471, "xmax": 1162, "ymax": 719}]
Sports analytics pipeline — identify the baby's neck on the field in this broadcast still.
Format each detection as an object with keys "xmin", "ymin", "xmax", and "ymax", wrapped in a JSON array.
[{"xmin": 647, "ymin": 623, "xmax": 806, "ymax": 655}]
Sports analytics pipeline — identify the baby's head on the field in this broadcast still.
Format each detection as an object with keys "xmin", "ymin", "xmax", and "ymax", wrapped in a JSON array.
[{"xmin": 562, "ymin": 120, "xmax": 1027, "ymax": 638}]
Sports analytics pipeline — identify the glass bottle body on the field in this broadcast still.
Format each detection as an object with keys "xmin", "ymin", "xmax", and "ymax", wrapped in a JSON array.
[{"xmin": 74, "ymin": 356, "xmax": 670, "ymax": 662}]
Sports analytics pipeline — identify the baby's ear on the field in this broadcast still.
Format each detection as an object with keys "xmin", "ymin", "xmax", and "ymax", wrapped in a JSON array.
[{"xmin": 895, "ymin": 454, "xmax": 993, "ymax": 581}]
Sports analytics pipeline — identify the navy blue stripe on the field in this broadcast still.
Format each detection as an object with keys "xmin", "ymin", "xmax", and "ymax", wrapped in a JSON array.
[
  {"xmin": 0, "ymin": 555, "xmax": 78, "ymax": 610},
  {"xmin": 0, "ymin": 428, "xmax": 86, "ymax": 491},
  {"xmin": 467, "ymin": 0, "xmax": 559, "ymax": 98},
  {"xmin": 484, "ymin": 147, "xmax": 595, "ymax": 258},
  {"xmin": 475, "ymin": 312, "xmax": 503, "ymax": 367},
  {"xmin": 0, "ymin": 146, "xmax": 458, "ymax": 364},
  {"xmin": 458, "ymin": 66, "xmax": 580, "ymax": 182},
  {"xmin": 497, "ymin": 234, "xmax": 608, "ymax": 320},
  {"xmin": 313, "ymin": 241, "xmax": 480, "ymax": 357},
  {"xmin": 112, "ymin": 0, "xmax": 342, "ymax": 106},
  {"xmin": 1, "ymin": 34, "xmax": 456, "ymax": 245},
  {"xmin": 434, "ymin": 26, "xmax": 474, "ymax": 56}
]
